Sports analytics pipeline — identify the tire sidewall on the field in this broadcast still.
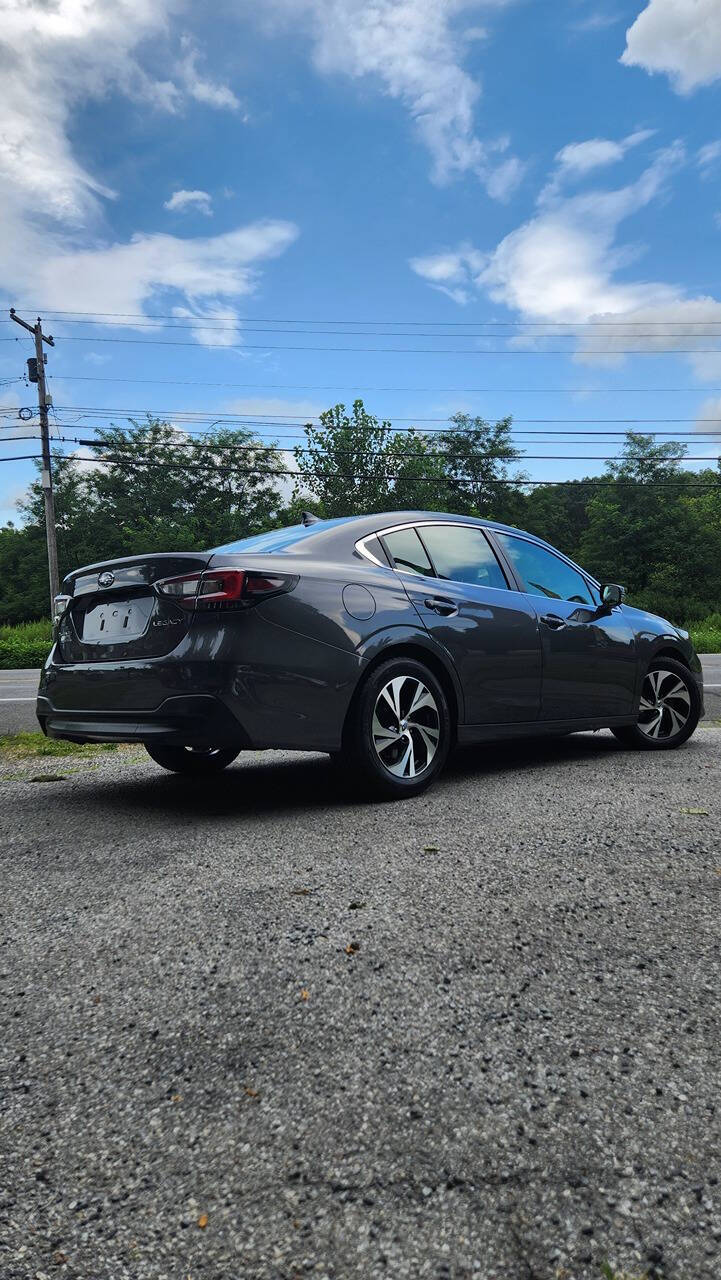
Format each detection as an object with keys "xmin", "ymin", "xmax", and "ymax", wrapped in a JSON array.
[
  {"xmin": 144, "ymin": 744, "xmax": 240, "ymax": 774},
  {"xmin": 350, "ymin": 658, "xmax": 451, "ymax": 797}
]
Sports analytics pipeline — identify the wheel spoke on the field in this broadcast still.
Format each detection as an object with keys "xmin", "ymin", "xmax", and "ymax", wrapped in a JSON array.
[
  {"xmin": 372, "ymin": 712, "xmax": 401, "ymax": 745},
  {"xmin": 664, "ymin": 703, "xmax": 685, "ymax": 735},
  {"xmin": 407, "ymin": 682, "xmax": 435, "ymax": 717},
  {"xmin": 646, "ymin": 670, "xmax": 661, "ymax": 700},
  {"xmin": 648, "ymin": 710, "xmax": 664, "ymax": 738},
  {"xmin": 387, "ymin": 736, "xmax": 414, "ymax": 777},
  {"xmin": 414, "ymin": 725, "xmax": 439, "ymax": 757},
  {"xmin": 380, "ymin": 676, "xmax": 405, "ymax": 722}
]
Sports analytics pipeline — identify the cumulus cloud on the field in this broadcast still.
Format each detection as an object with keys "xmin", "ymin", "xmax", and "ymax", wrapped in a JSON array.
[
  {"xmin": 255, "ymin": 0, "xmax": 524, "ymax": 198},
  {"xmin": 411, "ymin": 141, "xmax": 721, "ymax": 376},
  {"xmin": 2, "ymin": 221, "xmax": 298, "ymax": 346},
  {"xmin": 0, "ymin": 1, "xmax": 293, "ymax": 343},
  {"xmin": 621, "ymin": 0, "xmax": 721, "ymax": 94},
  {"xmin": 164, "ymin": 189, "xmax": 214, "ymax": 215}
]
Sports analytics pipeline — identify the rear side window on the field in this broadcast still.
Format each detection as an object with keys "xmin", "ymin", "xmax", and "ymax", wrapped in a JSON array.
[
  {"xmin": 420, "ymin": 525, "xmax": 508, "ymax": 591},
  {"xmin": 382, "ymin": 528, "xmax": 433, "ymax": 576},
  {"xmin": 496, "ymin": 533, "xmax": 594, "ymax": 605}
]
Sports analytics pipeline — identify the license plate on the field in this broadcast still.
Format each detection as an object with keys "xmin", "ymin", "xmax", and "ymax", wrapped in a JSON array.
[{"xmin": 82, "ymin": 597, "xmax": 154, "ymax": 642}]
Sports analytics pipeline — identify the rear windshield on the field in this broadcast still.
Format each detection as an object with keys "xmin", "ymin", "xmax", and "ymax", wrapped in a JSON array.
[{"xmin": 212, "ymin": 517, "xmax": 350, "ymax": 555}]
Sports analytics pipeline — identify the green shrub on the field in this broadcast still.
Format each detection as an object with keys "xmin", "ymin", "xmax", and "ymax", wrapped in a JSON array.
[
  {"xmin": 0, "ymin": 619, "xmax": 53, "ymax": 669},
  {"xmin": 689, "ymin": 613, "xmax": 721, "ymax": 654}
]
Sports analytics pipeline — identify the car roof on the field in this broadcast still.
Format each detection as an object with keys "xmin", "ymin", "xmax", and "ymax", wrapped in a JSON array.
[{"xmin": 212, "ymin": 511, "xmax": 554, "ymax": 557}]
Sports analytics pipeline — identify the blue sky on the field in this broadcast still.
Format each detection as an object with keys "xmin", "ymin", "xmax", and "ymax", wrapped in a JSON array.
[{"xmin": 2, "ymin": 0, "xmax": 721, "ymax": 524}]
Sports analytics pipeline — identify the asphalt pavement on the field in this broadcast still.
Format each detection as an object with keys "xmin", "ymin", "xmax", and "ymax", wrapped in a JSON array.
[
  {"xmin": 1, "ymin": 729, "xmax": 720, "ymax": 1278},
  {"xmin": 2, "ymin": 657, "xmax": 720, "ymax": 734}
]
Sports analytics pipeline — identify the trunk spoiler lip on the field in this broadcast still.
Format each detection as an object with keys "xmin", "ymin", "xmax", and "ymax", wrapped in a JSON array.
[{"xmin": 62, "ymin": 551, "xmax": 213, "ymax": 593}]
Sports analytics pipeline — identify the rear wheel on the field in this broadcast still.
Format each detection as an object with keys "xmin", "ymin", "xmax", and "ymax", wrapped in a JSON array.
[
  {"xmin": 611, "ymin": 658, "xmax": 700, "ymax": 751},
  {"xmin": 144, "ymin": 744, "xmax": 240, "ymax": 774},
  {"xmin": 342, "ymin": 658, "xmax": 451, "ymax": 798}
]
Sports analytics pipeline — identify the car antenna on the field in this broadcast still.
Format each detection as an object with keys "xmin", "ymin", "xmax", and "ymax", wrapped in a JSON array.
[{"xmin": 301, "ymin": 511, "xmax": 319, "ymax": 526}]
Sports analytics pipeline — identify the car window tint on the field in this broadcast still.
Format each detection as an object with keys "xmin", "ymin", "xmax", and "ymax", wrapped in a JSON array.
[
  {"xmin": 383, "ymin": 527, "xmax": 433, "ymax": 576},
  {"xmin": 420, "ymin": 525, "xmax": 508, "ymax": 590},
  {"xmin": 496, "ymin": 534, "xmax": 594, "ymax": 605}
]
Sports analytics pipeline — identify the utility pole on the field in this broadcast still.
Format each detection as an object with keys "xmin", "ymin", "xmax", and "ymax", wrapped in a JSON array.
[{"xmin": 9, "ymin": 309, "xmax": 59, "ymax": 612}]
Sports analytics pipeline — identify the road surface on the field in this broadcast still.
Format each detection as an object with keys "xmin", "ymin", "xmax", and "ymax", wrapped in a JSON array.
[
  {"xmin": 2, "ymin": 656, "xmax": 720, "ymax": 734},
  {"xmin": 1, "ymin": 728, "xmax": 720, "ymax": 1278}
]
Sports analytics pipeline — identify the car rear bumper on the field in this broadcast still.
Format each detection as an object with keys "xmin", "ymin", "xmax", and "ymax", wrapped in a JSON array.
[
  {"xmin": 37, "ymin": 693, "xmax": 250, "ymax": 748},
  {"xmin": 36, "ymin": 642, "xmax": 361, "ymax": 752}
]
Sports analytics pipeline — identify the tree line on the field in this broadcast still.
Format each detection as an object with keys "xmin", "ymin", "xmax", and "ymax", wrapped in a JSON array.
[{"xmin": 1, "ymin": 401, "xmax": 719, "ymax": 625}]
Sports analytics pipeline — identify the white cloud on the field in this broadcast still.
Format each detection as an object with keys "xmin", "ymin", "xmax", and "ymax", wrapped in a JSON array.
[
  {"xmin": 411, "ymin": 142, "xmax": 721, "ymax": 377},
  {"xmin": 554, "ymin": 129, "xmax": 655, "ymax": 178},
  {"xmin": 255, "ymin": 0, "xmax": 524, "ymax": 198},
  {"xmin": 0, "ymin": 2, "xmax": 295, "ymax": 345},
  {"xmin": 571, "ymin": 11, "xmax": 622, "ymax": 33},
  {"xmin": 177, "ymin": 35, "xmax": 244, "ymax": 112},
  {"xmin": 224, "ymin": 397, "xmax": 324, "ymax": 420},
  {"xmin": 696, "ymin": 395, "xmax": 721, "ymax": 431},
  {"xmin": 697, "ymin": 139, "xmax": 721, "ymax": 171},
  {"xmin": 1, "ymin": 220, "xmax": 299, "ymax": 348},
  {"xmin": 621, "ymin": 0, "xmax": 721, "ymax": 94},
  {"xmin": 164, "ymin": 189, "xmax": 214, "ymax": 215}
]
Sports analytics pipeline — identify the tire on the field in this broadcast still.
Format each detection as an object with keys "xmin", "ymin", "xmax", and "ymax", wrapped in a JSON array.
[
  {"xmin": 144, "ymin": 744, "xmax": 240, "ymax": 775},
  {"xmin": 611, "ymin": 657, "xmax": 701, "ymax": 751},
  {"xmin": 342, "ymin": 657, "xmax": 452, "ymax": 799}
]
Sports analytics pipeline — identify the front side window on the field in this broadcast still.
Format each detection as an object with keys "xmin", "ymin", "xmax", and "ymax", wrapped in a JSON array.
[
  {"xmin": 382, "ymin": 527, "xmax": 433, "ymax": 576},
  {"xmin": 420, "ymin": 525, "xmax": 508, "ymax": 591},
  {"xmin": 496, "ymin": 534, "xmax": 594, "ymax": 605}
]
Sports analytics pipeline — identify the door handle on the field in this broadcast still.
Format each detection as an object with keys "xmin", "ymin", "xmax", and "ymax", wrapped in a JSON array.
[
  {"xmin": 540, "ymin": 613, "xmax": 566, "ymax": 630},
  {"xmin": 424, "ymin": 596, "xmax": 458, "ymax": 617}
]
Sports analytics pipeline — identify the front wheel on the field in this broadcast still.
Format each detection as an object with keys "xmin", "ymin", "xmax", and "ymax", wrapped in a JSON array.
[
  {"xmin": 144, "ymin": 744, "xmax": 241, "ymax": 774},
  {"xmin": 611, "ymin": 657, "xmax": 701, "ymax": 751},
  {"xmin": 342, "ymin": 658, "xmax": 451, "ymax": 799}
]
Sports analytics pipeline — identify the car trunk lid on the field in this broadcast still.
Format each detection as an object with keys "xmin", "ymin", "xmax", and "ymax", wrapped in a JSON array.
[{"xmin": 56, "ymin": 552, "xmax": 212, "ymax": 663}]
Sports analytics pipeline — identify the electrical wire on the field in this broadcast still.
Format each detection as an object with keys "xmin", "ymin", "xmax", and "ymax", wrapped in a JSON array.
[
  {"xmin": 33, "ymin": 335, "xmax": 721, "ymax": 354},
  {"xmin": 5, "ymin": 451, "xmax": 719, "ymax": 488},
  {"xmin": 50, "ymin": 375, "xmax": 721, "ymax": 393},
  {"xmin": 12, "ymin": 308, "xmax": 721, "ymax": 328}
]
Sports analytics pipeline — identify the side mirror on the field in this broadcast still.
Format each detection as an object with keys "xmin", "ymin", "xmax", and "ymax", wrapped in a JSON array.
[{"xmin": 601, "ymin": 583, "xmax": 625, "ymax": 607}]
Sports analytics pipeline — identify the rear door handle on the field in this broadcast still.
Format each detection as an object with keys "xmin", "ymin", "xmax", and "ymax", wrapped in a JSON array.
[
  {"xmin": 424, "ymin": 596, "xmax": 458, "ymax": 617},
  {"xmin": 540, "ymin": 613, "xmax": 566, "ymax": 630}
]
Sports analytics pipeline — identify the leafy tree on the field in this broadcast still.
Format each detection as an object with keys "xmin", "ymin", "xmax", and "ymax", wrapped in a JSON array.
[
  {"xmin": 293, "ymin": 400, "xmax": 397, "ymax": 516},
  {"xmin": 579, "ymin": 433, "xmax": 721, "ymax": 619}
]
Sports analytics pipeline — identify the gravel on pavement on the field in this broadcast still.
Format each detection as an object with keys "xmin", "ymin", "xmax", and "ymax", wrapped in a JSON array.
[{"xmin": 1, "ymin": 730, "xmax": 720, "ymax": 1280}]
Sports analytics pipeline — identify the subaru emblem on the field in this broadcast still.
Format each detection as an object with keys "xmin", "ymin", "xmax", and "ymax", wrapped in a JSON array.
[{"xmin": 98, "ymin": 571, "xmax": 115, "ymax": 588}]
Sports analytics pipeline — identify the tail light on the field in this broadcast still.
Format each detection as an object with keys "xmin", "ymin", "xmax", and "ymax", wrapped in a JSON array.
[
  {"xmin": 156, "ymin": 569, "xmax": 295, "ymax": 610},
  {"xmin": 53, "ymin": 593, "xmax": 71, "ymax": 623}
]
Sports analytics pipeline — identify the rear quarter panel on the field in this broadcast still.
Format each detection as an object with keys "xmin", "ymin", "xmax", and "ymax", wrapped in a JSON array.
[{"xmin": 208, "ymin": 552, "xmax": 446, "ymax": 750}]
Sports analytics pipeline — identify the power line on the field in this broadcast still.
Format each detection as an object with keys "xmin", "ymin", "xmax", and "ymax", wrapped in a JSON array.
[
  {"xmin": 32, "ymin": 434, "xmax": 720, "ymax": 463},
  {"xmin": 6, "ymin": 317, "xmax": 721, "ymax": 339},
  {"xmin": 6, "ymin": 450, "xmax": 719, "ymax": 488},
  {"xmin": 51, "ymin": 374, "xmax": 721, "ymax": 393},
  {"xmin": 13, "ymin": 308, "xmax": 721, "ymax": 328},
  {"xmin": 35, "ymin": 335, "xmax": 721, "ymax": 354},
  {"xmin": 17, "ymin": 404, "xmax": 721, "ymax": 425}
]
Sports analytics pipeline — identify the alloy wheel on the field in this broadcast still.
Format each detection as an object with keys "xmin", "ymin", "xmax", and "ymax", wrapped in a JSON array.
[
  {"xmin": 638, "ymin": 667, "xmax": 692, "ymax": 741},
  {"xmin": 371, "ymin": 675, "xmax": 441, "ymax": 778}
]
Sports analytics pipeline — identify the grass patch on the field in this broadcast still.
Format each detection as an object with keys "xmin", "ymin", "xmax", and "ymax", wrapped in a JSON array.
[
  {"xmin": 689, "ymin": 612, "xmax": 721, "ymax": 653},
  {"xmin": 0, "ymin": 619, "xmax": 53, "ymax": 668},
  {"xmin": 0, "ymin": 731, "xmax": 119, "ymax": 759}
]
